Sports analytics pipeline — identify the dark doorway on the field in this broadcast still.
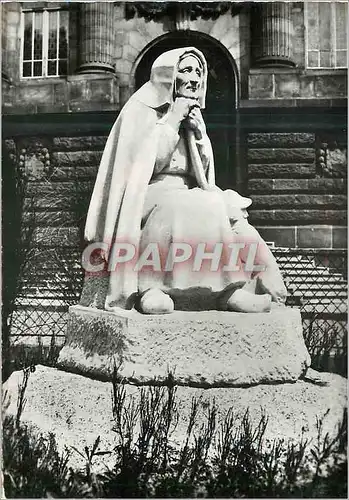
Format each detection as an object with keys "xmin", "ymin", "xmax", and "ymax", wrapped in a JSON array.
[{"xmin": 135, "ymin": 31, "xmax": 240, "ymax": 189}]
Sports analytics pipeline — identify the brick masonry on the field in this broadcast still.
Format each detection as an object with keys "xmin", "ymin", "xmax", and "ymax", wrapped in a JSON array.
[
  {"xmin": 248, "ymin": 132, "xmax": 347, "ymax": 248},
  {"xmin": 256, "ymin": 225, "xmax": 347, "ymax": 250},
  {"xmin": 2, "ymin": 3, "xmax": 347, "ymax": 251},
  {"xmin": 249, "ymin": 71, "xmax": 348, "ymax": 100},
  {"xmin": 3, "ymin": 74, "xmax": 119, "ymax": 114},
  {"xmin": 5, "ymin": 135, "xmax": 108, "ymax": 253},
  {"xmin": 3, "ymin": 129, "xmax": 347, "ymax": 257}
]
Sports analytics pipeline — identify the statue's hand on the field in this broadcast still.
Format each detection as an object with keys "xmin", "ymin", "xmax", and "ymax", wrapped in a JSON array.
[
  {"xmin": 185, "ymin": 107, "xmax": 206, "ymax": 140},
  {"xmin": 168, "ymin": 97, "xmax": 199, "ymax": 130}
]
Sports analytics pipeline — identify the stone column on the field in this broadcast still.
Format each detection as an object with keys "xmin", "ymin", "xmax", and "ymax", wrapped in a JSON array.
[
  {"xmin": 2, "ymin": 3, "xmax": 9, "ymax": 81},
  {"xmin": 175, "ymin": 3, "xmax": 191, "ymax": 31},
  {"xmin": 252, "ymin": 2, "xmax": 296, "ymax": 68},
  {"xmin": 2, "ymin": 3, "xmax": 21, "ymax": 83},
  {"xmin": 77, "ymin": 3, "xmax": 115, "ymax": 73}
]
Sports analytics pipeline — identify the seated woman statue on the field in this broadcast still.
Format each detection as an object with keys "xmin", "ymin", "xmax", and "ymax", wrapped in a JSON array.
[{"xmin": 80, "ymin": 47, "xmax": 287, "ymax": 314}]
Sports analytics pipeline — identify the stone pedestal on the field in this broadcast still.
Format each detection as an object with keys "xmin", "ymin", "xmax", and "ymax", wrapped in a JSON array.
[
  {"xmin": 58, "ymin": 305, "xmax": 311, "ymax": 387},
  {"xmin": 4, "ymin": 366, "xmax": 347, "ymax": 471},
  {"xmin": 77, "ymin": 3, "xmax": 115, "ymax": 74},
  {"xmin": 252, "ymin": 2, "xmax": 296, "ymax": 68}
]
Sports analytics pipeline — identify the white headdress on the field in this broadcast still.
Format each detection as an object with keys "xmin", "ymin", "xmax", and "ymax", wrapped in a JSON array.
[{"xmin": 133, "ymin": 47, "xmax": 208, "ymax": 109}]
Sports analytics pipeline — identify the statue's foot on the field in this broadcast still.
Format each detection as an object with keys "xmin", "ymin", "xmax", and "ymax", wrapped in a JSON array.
[
  {"xmin": 270, "ymin": 301, "xmax": 287, "ymax": 309},
  {"xmin": 105, "ymin": 305, "xmax": 121, "ymax": 314},
  {"xmin": 140, "ymin": 288, "xmax": 174, "ymax": 314},
  {"xmin": 227, "ymin": 289, "xmax": 272, "ymax": 313},
  {"xmin": 302, "ymin": 368, "xmax": 329, "ymax": 386},
  {"xmin": 216, "ymin": 281, "xmax": 247, "ymax": 311},
  {"xmin": 256, "ymin": 275, "xmax": 288, "ymax": 305}
]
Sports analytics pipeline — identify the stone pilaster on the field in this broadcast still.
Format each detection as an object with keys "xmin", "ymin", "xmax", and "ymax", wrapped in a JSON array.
[
  {"xmin": 252, "ymin": 2, "xmax": 296, "ymax": 68},
  {"xmin": 175, "ymin": 3, "xmax": 191, "ymax": 31},
  {"xmin": 2, "ymin": 3, "xmax": 8, "ymax": 80},
  {"xmin": 2, "ymin": 2, "xmax": 21, "ymax": 84},
  {"xmin": 77, "ymin": 3, "xmax": 115, "ymax": 74}
]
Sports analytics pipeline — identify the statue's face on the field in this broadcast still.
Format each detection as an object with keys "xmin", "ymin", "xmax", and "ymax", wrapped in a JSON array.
[{"xmin": 175, "ymin": 55, "xmax": 203, "ymax": 99}]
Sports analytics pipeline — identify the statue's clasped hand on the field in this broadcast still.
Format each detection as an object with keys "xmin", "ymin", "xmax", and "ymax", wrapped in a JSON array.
[
  {"xmin": 168, "ymin": 97, "xmax": 202, "ymax": 137},
  {"xmin": 185, "ymin": 107, "xmax": 206, "ymax": 140}
]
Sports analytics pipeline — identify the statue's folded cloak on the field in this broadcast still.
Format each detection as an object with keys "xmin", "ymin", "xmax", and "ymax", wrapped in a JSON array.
[
  {"xmin": 84, "ymin": 48, "xmax": 211, "ymax": 307},
  {"xmin": 85, "ymin": 98, "xmax": 161, "ymax": 245}
]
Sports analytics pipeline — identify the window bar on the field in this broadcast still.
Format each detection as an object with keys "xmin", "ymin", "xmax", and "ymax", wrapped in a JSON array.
[
  {"xmin": 332, "ymin": 2, "xmax": 337, "ymax": 68},
  {"xmin": 43, "ymin": 10, "xmax": 48, "ymax": 77},
  {"xmin": 95, "ymin": 4, "xmax": 98, "ymax": 64},
  {"xmin": 304, "ymin": 1, "xmax": 308, "ymax": 68},
  {"xmin": 31, "ymin": 11, "xmax": 35, "ymax": 77},
  {"xmin": 65, "ymin": 11, "xmax": 69, "ymax": 75},
  {"xmin": 56, "ymin": 10, "xmax": 60, "ymax": 76},
  {"xmin": 20, "ymin": 12, "xmax": 24, "ymax": 78},
  {"xmin": 316, "ymin": 2, "xmax": 320, "ymax": 68}
]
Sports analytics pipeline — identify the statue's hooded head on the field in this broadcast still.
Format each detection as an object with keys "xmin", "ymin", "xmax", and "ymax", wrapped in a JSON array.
[{"xmin": 133, "ymin": 47, "xmax": 208, "ymax": 110}]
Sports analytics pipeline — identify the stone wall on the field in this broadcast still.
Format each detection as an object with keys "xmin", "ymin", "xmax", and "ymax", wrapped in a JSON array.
[
  {"xmin": 114, "ymin": 5, "xmax": 251, "ymax": 102},
  {"xmin": 3, "ymin": 133, "xmax": 105, "ymax": 343},
  {"xmin": 2, "ymin": 122, "xmax": 347, "ymax": 343},
  {"xmin": 2, "ymin": 2, "xmax": 347, "ymax": 251},
  {"xmin": 6, "ymin": 134, "xmax": 108, "ymax": 252},
  {"xmin": 249, "ymin": 69, "xmax": 348, "ymax": 101},
  {"xmin": 3, "ymin": 132, "xmax": 111, "ymax": 341},
  {"xmin": 3, "ymin": 125, "xmax": 347, "ymax": 267},
  {"xmin": 3, "ymin": 73, "xmax": 120, "ymax": 114},
  {"xmin": 247, "ymin": 132, "xmax": 347, "ymax": 248},
  {"xmin": 248, "ymin": 3, "xmax": 347, "ymax": 101},
  {"xmin": 2, "ymin": 2, "xmax": 21, "ymax": 82}
]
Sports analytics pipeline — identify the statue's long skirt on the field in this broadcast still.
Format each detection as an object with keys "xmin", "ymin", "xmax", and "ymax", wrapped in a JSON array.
[
  {"xmin": 79, "ymin": 183, "xmax": 287, "ymax": 310},
  {"xmin": 138, "ymin": 183, "xmax": 248, "ymax": 295}
]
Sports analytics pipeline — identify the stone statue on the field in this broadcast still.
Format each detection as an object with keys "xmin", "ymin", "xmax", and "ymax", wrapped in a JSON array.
[{"xmin": 80, "ymin": 47, "xmax": 287, "ymax": 314}]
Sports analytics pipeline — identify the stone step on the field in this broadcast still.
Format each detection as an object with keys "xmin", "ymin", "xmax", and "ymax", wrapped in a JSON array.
[{"xmin": 302, "ymin": 303, "xmax": 347, "ymax": 314}]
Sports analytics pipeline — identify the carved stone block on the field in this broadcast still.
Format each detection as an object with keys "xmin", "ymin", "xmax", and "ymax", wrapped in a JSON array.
[{"xmin": 58, "ymin": 305, "xmax": 311, "ymax": 387}]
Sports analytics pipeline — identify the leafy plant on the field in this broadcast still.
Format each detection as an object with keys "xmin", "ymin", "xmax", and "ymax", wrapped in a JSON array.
[
  {"xmin": 303, "ymin": 317, "xmax": 347, "ymax": 376},
  {"xmin": 2, "ymin": 147, "xmax": 88, "ymax": 381},
  {"xmin": 2, "ymin": 147, "xmax": 38, "ymax": 381}
]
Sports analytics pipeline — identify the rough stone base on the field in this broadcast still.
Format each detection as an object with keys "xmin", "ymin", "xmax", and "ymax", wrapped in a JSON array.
[
  {"xmin": 4, "ymin": 366, "xmax": 347, "ymax": 471},
  {"xmin": 58, "ymin": 305, "xmax": 311, "ymax": 387}
]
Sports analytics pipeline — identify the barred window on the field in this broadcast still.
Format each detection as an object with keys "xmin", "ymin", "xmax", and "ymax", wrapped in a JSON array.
[
  {"xmin": 21, "ymin": 9, "xmax": 68, "ymax": 78},
  {"xmin": 305, "ymin": 1, "xmax": 347, "ymax": 69}
]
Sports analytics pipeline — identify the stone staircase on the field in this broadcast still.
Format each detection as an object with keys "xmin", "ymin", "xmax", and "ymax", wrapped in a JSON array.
[{"xmin": 275, "ymin": 250, "xmax": 347, "ymax": 315}]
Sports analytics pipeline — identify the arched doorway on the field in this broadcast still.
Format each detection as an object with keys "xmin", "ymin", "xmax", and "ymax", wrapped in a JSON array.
[{"xmin": 134, "ymin": 31, "xmax": 240, "ymax": 190}]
